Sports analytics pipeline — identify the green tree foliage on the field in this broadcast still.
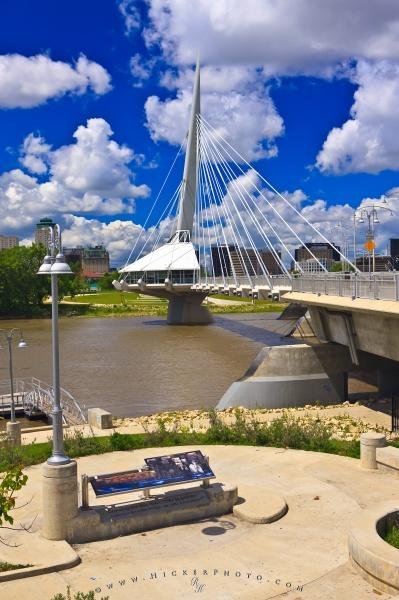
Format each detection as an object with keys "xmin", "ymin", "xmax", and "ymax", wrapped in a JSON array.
[
  {"xmin": 0, "ymin": 245, "xmax": 86, "ymax": 316},
  {"xmin": 58, "ymin": 259, "xmax": 85, "ymax": 299},
  {"xmin": 98, "ymin": 272, "xmax": 117, "ymax": 291},
  {"xmin": 330, "ymin": 262, "xmax": 355, "ymax": 272},
  {"xmin": 0, "ymin": 245, "xmax": 49, "ymax": 316},
  {"xmin": 0, "ymin": 467, "xmax": 28, "ymax": 529}
]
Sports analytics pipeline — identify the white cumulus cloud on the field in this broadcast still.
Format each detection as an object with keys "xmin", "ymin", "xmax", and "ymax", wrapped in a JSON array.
[
  {"xmin": 118, "ymin": 0, "xmax": 141, "ymax": 35},
  {"xmin": 0, "ymin": 119, "xmax": 151, "ymax": 240},
  {"xmin": 130, "ymin": 53, "xmax": 156, "ymax": 86},
  {"xmin": 62, "ymin": 215, "xmax": 145, "ymax": 264},
  {"xmin": 143, "ymin": 1, "xmax": 399, "ymax": 174},
  {"xmin": 51, "ymin": 118, "xmax": 149, "ymax": 200},
  {"xmin": 145, "ymin": 66, "xmax": 283, "ymax": 161},
  {"xmin": 20, "ymin": 133, "xmax": 52, "ymax": 174},
  {"xmin": 0, "ymin": 54, "xmax": 111, "ymax": 108},
  {"xmin": 145, "ymin": 0, "xmax": 399, "ymax": 75},
  {"xmin": 316, "ymin": 60, "xmax": 399, "ymax": 174}
]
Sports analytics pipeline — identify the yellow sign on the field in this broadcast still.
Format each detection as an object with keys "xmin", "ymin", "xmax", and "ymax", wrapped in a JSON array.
[{"xmin": 364, "ymin": 239, "xmax": 376, "ymax": 252}]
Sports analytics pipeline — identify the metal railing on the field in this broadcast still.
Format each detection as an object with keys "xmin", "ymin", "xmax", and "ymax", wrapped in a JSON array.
[
  {"xmin": 0, "ymin": 377, "xmax": 87, "ymax": 425},
  {"xmin": 392, "ymin": 396, "xmax": 399, "ymax": 432},
  {"xmin": 292, "ymin": 272, "xmax": 399, "ymax": 301},
  {"xmin": 193, "ymin": 274, "xmax": 292, "ymax": 290}
]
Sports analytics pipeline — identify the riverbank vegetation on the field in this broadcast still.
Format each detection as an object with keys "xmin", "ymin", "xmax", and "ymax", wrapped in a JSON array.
[
  {"xmin": 62, "ymin": 290, "xmax": 284, "ymax": 317},
  {"xmin": 0, "ymin": 410, "xmax": 376, "ymax": 473}
]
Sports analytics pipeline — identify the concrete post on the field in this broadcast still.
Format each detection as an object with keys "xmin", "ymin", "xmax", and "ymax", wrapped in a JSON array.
[
  {"xmin": 360, "ymin": 432, "xmax": 386, "ymax": 470},
  {"xmin": 6, "ymin": 421, "xmax": 21, "ymax": 446},
  {"xmin": 42, "ymin": 460, "xmax": 78, "ymax": 540}
]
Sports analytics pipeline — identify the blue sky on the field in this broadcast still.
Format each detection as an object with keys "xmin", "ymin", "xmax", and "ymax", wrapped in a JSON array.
[{"xmin": 1, "ymin": 0, "xmax": 399, "ymax": 265}]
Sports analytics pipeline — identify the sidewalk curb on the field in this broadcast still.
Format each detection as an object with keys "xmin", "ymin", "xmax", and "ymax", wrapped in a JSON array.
[{"xmin": 0, "ymin": 545, "xmax": 80, "ymax": 582}]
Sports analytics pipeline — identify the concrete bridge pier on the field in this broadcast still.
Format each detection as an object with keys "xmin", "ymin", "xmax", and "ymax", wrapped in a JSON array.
[
  {"xmin": 217, "ymin": 342, "xmax": 353, "ymax": 410},
  {"xmin": 167, "ymin": 293, "xmax": 213, "ymax": 325}
]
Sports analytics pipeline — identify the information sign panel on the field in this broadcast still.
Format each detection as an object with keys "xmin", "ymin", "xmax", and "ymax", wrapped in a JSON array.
[{"xmin": 90, "ymin": 450, "xmax": 215, "ymax": 497}]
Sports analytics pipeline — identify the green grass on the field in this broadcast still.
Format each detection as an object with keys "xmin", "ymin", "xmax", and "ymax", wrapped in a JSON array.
[
  {"xmin": 208, "ymin": 300, "xmax": 284, "ymax": 313},
  {"xmin": 0, "ymin": 562, "xmax": 33, "ymax": 572},
  {"xmin": 64, "ymin": 290, "xmax": 139, "ymax": 304},
  {"xmin": 384, "ymin": 522, "xmax": 399, "ymax": 549}
]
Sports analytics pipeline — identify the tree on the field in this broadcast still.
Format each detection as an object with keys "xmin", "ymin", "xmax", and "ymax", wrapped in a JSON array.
[
  {"xmin": 330, "ymin": 261, "xmax": 355, "ymax": 272},
  {"xmin": 0, "ymin": 245, "xmax": 50, "ymax": 316},
  {"xmin": 99, "ymin": 272, "xmax": 117, "ymax": 291},
  {"xmin": 0, "ymin": 245, "xmax": 87, "ymax": 315},
  {"xmin": 0, "ymin": 467, "xmax": 28, "ymax": 544},
  {"xmin": 331, "ymin": 262, "xmax": 343, "ymax": 272},
  {"xmin": 58, "ymin": 259, "xmax": 85, "ymax": 299}
]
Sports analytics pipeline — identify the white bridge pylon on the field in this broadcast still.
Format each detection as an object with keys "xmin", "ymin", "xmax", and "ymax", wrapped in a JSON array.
[{"xmin": 114, "ymin": 61, "xmax": 355, "ymax": 324}]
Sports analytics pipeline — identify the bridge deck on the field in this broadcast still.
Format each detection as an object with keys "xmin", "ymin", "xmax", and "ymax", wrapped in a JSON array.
[{"xmin": 283, "ymin": 292, "xmax": 399, "ymax": 317}]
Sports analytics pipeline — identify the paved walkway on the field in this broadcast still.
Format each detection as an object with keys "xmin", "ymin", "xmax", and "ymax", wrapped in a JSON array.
[{"xmin": 1, "ymin": 445, "xmax": 399, "ymax": 599}]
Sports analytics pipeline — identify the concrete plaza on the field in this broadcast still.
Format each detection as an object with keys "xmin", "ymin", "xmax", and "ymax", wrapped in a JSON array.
[{"xmin": 1, "ymin": 444, "xmax": 399, "ymax": 599}]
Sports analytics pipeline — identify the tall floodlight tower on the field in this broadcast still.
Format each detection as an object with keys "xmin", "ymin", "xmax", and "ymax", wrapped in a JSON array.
[{"xmin": 117, "ymin": 60, "xmax": 212, "ymax": 325}]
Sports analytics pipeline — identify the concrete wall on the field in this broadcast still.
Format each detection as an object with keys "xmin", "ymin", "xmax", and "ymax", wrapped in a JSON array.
[{"xmin": 69, "ymin": 483, "xmax": 237, "ymax": 543}]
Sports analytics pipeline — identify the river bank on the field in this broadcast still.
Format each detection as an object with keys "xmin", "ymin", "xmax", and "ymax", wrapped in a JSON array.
[{"xmin": 16, "ymin": 399, "xmax": 395, "ymax": 447}]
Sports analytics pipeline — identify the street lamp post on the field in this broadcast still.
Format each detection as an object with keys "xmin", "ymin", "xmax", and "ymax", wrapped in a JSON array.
[
  {"xmin": 353, "ymin": 204, "xmax": 394, "ymax": 272},
  {"xmin": 0, "ymin": 328, "xmax": 27, "ymax": 445},
  {"xmin": 329, "ymin": 221, "xmax": 350, "ymax": 271},
  {"xmin": 37, "ymin": 224, "xmax": 73, "ymax": 465}
]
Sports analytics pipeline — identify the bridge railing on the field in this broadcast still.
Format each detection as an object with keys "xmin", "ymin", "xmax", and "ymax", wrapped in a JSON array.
[
  {"xmin": 195, "ymin": 274, "xmax": 292, "ymax": 289},
  {"xmin": 292, "ymin": 272, "xmax": 399, "ymax": 301}
]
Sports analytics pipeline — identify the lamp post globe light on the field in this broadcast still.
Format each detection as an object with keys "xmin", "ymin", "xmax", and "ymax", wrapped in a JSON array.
[
  {"xmin": 0, "ymin": 328, "xmax": 28, "ymax": 445},
  {"xmin": 37, "ymin": 224, "xmax": 73, "ymax": 466}
]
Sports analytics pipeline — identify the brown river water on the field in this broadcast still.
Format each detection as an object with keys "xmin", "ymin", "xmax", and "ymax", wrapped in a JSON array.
[{"xmin": 0, "ymin": 314, "xmax": 286, "ymax": 419}]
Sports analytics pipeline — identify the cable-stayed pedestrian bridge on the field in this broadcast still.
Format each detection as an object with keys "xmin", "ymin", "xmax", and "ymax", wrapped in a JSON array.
[{"xmin": 114, "ymin": 61, "xmax": 357, "ymax": 322}]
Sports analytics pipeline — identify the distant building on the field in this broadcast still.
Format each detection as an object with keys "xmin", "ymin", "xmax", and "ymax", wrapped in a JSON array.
[
  {"xmin": 355, "ymin": 255, "xmax": 392, "ymax": 272},
  {"xmin": 210, "ymin": 245, "xmax": 282, "ymax": 277},
  {"xmin": 63, "ymin": 247, "xmax": 84, "ymax": 264},
  {"xmin": 294, "ymin": 242, "xmax": 340, "ymax": 272},
  {"xmin": 64, "ymin": 245, "xmax": 110, "ymax": 278},
  {"xmin": 0, "ymin": 234, "xmax": 19, "ymax": 250},
  {"xmin": 82, "ymin": 246, "xmax": 109, "ymax": 277},
  {"xmin": 298, "ymin": 258, "xmax": 336, "ymax": 273},
  {"xmin": 35, "ymin": 217, "xmax": 56, "ymax": 248}
]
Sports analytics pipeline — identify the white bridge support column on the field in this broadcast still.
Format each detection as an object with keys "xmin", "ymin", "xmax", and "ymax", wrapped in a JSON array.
[{"xmin": 167, "ymin": 293, "xmax": 213, "ymax": 325}]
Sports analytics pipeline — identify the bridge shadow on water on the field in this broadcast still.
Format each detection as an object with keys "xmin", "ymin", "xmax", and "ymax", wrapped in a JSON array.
[
  {"xmin": 214, "ymin": 315, "xmax": 299, "ymax": 346},
  {"xmin": 138, "ymin": 314, "xmax": 300, "ymax": 346}
]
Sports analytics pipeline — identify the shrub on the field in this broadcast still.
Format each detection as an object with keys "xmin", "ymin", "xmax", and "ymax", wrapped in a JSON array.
[
  {"xmin": 384, "ymin": 522, "xmax": 399, "ymax": 549},
  {"xmin": 64, "ymin": 428, "xmax": 110, "ymax": 457},
  {"xmin": 51, "ymin": 587, "xmax": 109, "ymax": 600}
]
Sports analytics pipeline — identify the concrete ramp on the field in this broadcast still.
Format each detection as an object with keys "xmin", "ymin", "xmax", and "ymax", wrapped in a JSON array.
[{"xmin": 217, "ymin": 343, "xmax": 352, "ymax": 410}]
